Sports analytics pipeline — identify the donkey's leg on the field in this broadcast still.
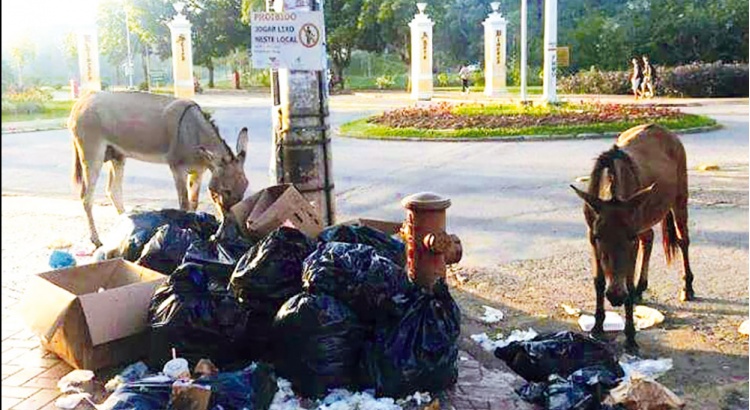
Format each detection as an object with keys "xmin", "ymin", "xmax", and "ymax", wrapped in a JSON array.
[
  {"xmin": 187, "ymin": 169, "xmax": 205, "ymax": 211},
  {"xmin": 106, "ymin": 158, "xmax": 126, "ymax": 214},
  {"xmin": 624, "ymin": 291, "xmax": 639, "ymax": 353},
  {"xmin": 673, "ymin": 206, "xmax": 695, "ymax": 301},
  {"xmin": 634, "ymin": 228, "xmax": 654, "ymax": 302},
  {"xmin": 589, "ymin": 231, "xmax": 606, "ymax": 338},
  {"xmin": 80, "ymin": 143, "xmax": 107, "ymax": 247},
  {"xmin": 170, "ymin": 165, "xmax": 190, "ymax": 210}
]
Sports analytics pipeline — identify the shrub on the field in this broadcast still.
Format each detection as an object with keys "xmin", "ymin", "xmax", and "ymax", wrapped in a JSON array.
[
  {"xmin": 138, "ymin": 81, "xmax": 149, "ymax": 91},
  {"xmin": 242, "ymin": 70, "xmax": 271, "ymax": 87},
  {"xmin": 375, "ymin": 74, "xmax": 396, "ymax": 90},
  {"xmin": 559, "ymin": 62, "xmax": 748, "ymax": 97},
  {"xmin": 1, "ymin": 87, "xmax": 53, "ymax": 115},
  {"xmin": 436, "ymin": 72, "xmax": 450, "ymax": 87},
  {"xmin": 471, "ymin": 70, "xmax": 485, "ymax": 87}
]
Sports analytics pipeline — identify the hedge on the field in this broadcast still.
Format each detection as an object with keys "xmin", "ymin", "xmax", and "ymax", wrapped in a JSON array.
[{"xmin": 559, "ymin": 61, "xmax": 748, "ymax": 98}]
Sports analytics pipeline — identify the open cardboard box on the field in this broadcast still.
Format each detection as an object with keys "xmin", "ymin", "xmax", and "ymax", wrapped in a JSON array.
[
  {"xmin": 19, "ymin": 259, "xmax": 166, "ymax": 370},
  {"xmin": 229, "ymin": 184, "xmax": 324, "ymax": 240},
  {"xmin": 342, "ymin": 218, "xmax": 404, "ymax": 237}
]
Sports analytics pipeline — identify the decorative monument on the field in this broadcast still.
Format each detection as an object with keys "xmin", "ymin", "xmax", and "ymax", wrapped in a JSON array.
[
  {"xmin": 167, "ymin": 2, "xmax": 195, "ymax": 98},
  {"xmin": 77, "ymin": 23, "xmax": 102, "ymax": 93},
  {"xmin": 409, "ymin": 3, "xmax": 434, "ymax": 100},
  {"xmin": 482, "ymin": 2, "xmax": 507, "ymax": 97},
  {"xmin": 542, "ymin": 0, "xmax": 558, "ymax": 103}
]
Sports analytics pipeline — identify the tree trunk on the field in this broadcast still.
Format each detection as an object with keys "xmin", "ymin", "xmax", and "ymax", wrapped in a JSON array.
[
  {"xmin": 141, "ymin": 49, "xmax": 148, "ymax": 89},
  {"xmin": 234, "ymin": 70, "xmax": 240, "ymax": 89},
  {"xmin": 208, "ymin": 61, "xmax": 215, "ymax": 89}
]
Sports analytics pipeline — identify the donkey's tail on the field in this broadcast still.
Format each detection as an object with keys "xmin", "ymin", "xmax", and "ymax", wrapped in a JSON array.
[
  {"xmin": 662, "ymin": 210, "xmax": 679, "ymax": 266},
  {"xmin": 72, "ymin": 139, "xmax": 84, "ymax": 199}
]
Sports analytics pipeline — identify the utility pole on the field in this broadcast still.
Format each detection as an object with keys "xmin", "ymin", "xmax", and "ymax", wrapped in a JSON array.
[
  {"xmin": 520, "ymin": 0, "xmax": 528, "ymax": 103},
  {"xmin": 124, "ymin": 7, "xmax": 134, "ymax": 90},
  {"xmin": 542, "ymin": 0, "xmax": 558, "ymax": 103},
  {"xmin": 268, "ymin": 0, "xmax": 336, "ymax": 226}
]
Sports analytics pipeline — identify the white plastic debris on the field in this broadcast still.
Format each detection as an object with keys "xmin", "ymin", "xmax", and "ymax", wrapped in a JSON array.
[
  {"xmin": 619, "ymin": 357, "xmax": 673, "ymax": 380},
  {"xmin": 269, "ymin": 378, "xmax": 301, "ymax": 410},
  {"xmin": 54, "ymin": 392, "xmax": 95, "ymax": 409},
  {"xmin": 634, "ymin": 305, "xmax": 665, "ymax": 330},
  {"xmin": 57, "ymin": 370, "xmax": 95, "ymax": 393},
  {"xmin": 739, "ymin": 319, "xmax": 749, "ymax": 336},
  {"xmin": 480, "ymin": 305, "xmax": 504, "ymax": 323},
  {"xmin": 578, "ymin": 311, "xmax": 625, "ymax": 332},
  {"xmin": 471, "ymin": 328, "xmax": 539, "ymax": 352},
  {"xmin": 560, "ymin": 303, "xmax": 582, "ymax": 317}
]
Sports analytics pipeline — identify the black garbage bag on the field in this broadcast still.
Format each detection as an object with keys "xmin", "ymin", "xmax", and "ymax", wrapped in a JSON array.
[
  {"xmin": 318, "ymin": 224, "xmax": 406, "ymax": 266},
  {"xmin": 107, "ymin": 210, "xmax": 219, "ymax": 261},
  {"xmin": 230, "ymin": 227, "xmax": 315, "ymax": 312},
  {"xmin": 100, "ymin": 376, "xmax": 172, "ymax": 410},
  {"xmin": 516, "ymin": 365, "xmax": 622, "ymax": 410},
  {"xmin": 212, "ymin": 214, "xmax": 256, "ymax": 261},
  {"xmin": 273, "ymin": 293, "xmax": 366, "ymax": 398},
  {"xmin": 136, "ymin": 224, "xmax": 200, "ymax": 275},
  {"xmin": 148, "ymin": 263, "xmax": 251, "ymax": 370},
  {"xmin": 302, "ymin": 242, "xmax": 417, "ymax": 323},
  {"xmin": 182, "ymin": 240, "xmax": 239, "ymax": 278},
  {"xmin": 194, "ymin": 363, "xmax": 277, "ymax": 410},
  {"xmin": 360, "ymin": 279, "xmax": 461, "ymax": 398},
  {"xmin": 495, "ymin": 331, "xmax": 624, "ymax": 383}
]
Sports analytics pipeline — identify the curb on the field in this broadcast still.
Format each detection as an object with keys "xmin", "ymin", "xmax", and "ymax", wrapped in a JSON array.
[
  {"xmin": 337, "ymin": 123, "xmax": 722, "ymax": 143},
  {"xmin": 2, "ymin": 124, "xmax": 68, "ymax": 134}
]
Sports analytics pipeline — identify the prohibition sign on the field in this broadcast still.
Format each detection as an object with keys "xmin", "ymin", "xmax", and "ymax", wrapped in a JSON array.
[{"xmin": 299, "ymin": 23, "xmax": 320, "ymax": 48}]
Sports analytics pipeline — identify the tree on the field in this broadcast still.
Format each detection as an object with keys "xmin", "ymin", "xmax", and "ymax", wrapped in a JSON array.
[
  {"xmin": 58, "ymin": 32, "xmax": 79, "ymax": 80},
  {"xmin": 10, "ymin": 37, "xmax": 36, "ymax": 88},
  {"xmin": 2, "ymin": 59, "xmax": 15, "ymax": 92},
  {"xmin": 325, "ymin": 0, "xmax": 364, "ymax": 89}
]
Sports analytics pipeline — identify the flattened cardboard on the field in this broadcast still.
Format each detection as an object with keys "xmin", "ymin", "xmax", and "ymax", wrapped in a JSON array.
[
  {"xmin": 19, "ymin": 259, "xmax": 166, "ymax": 370},
  {"xmin": 230, "ymin": 184, "xmax": 324, "ymax": 239},
  {"xmin": 342, "ymin": 218, "xmax": 404, "ymax": 236}
]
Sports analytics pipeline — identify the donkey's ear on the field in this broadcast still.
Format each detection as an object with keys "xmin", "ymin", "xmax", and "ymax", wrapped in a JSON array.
[
  {"xmin": 626, "ymin": 183, "xmax": 656, "ymax": 209},
  {"xmin": 236, "ymin": 127, "xmax": 248, "ymax": 165},
  {"xmin": 570, "ymin": 184, "xmax": 602, "ymax": 213}
]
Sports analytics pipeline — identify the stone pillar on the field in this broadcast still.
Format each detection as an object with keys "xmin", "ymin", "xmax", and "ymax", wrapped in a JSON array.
[
  {"xmin": 542, "ymin": 0, "xmax": 558, "ymax": 103},
  {"xmin": 167, "ymin": 5, "xmax": 195, "ymax": 99},
  {"xmin": 482, "ymin": 2, "xmax": 507, "ymax": 97},
  {"xmin": 269, "ymin": 0, "xmax": 336, "ymax": 226},
  {"xmin": 76, "ymin": 24, "xmax": 102, "ymax": 93},
  {"xmin": 409, "ymin": 3, "xmax": 434, "ymax": 101}
]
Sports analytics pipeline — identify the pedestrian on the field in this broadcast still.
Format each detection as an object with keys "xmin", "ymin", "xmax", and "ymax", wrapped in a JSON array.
[
  {"xmin": 459, "ymin": 65, "xmax": 472, "ymax": 95},
  {"xmin": 630, "ymin": 57, "xmax": 643, "ymax": 99},
  {"xmin": 641, "ymin": 55, "xmax": 655, "ymax": 98}
]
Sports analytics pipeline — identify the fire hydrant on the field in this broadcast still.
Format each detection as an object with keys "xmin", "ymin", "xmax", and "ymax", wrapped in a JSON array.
[
  {"xmin": 70, "ymin": 79, "xmax": 79, "ymax": 99},
  {"xmin": 401, "ymin": 192, "xmax": 462, "ymax": 291}
]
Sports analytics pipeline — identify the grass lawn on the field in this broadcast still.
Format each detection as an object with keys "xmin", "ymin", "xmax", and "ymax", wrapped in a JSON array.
[
  {"xmin": 340, "ymin": 102, "xmax": 717, "ymax": 140},
  {"xmin": 1, "ymin": 100, "xmax": 76, "ymax": 123}
]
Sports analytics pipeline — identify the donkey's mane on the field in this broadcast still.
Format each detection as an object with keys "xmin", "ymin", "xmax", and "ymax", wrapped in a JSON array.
[
  {"xmin": 195, "ymin": 106, "xmax": 233, "ymax": 158},
  {"xmin": 588, "ymin": 144, "xmax": 638, "ymax": 201}
]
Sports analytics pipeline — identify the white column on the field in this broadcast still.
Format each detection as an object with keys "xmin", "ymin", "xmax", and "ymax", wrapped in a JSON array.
[
  {"xmin": 542, "ymin": 0, "xmax": 558, "ymax": 103},
  {"xmin": 482, "ymin": 2, "xmax": 507, "ymax": 97},
  {"xmin": 520, "ymin": 0, "xmax": 528, "ymax": 102},
  {"xmin": 167, "ymin": 5, "xmax": 195, "ymax": 99},
  {"xmin": 409, "ymin": 3, "xmax": 434, "ymax": 101},
  {"xmin": 77, "ymin": 24, "xmax": 102, "ymax": 93}
]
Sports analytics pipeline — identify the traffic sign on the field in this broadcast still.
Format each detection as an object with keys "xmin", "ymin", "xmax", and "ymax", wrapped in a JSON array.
[{"xmin": 251, "ymin": 11, "xmax": 326, "ymax": 70}]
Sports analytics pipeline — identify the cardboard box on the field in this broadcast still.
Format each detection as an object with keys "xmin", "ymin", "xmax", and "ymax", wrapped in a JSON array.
[
  {"xmin": 342, "ymin": 218, "xmax": 404, "ymax": 236},
  {"xmin": 229, "ymin": 184, "xmax": 324, "ymax": 240},
  {"xmin": 19, "ymin": 259, "xmax": 166, "ymax": 370}
]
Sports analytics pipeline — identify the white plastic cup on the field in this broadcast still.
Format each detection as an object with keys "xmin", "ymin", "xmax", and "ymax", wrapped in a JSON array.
[{"xmin": 163, "ymin": 358, "xmax": 190, "ymax": 380}]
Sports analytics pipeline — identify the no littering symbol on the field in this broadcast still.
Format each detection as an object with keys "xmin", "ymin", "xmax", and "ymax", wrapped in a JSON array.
[{"xmin": 299, "ymin": 23, "xmax": 320, "ymax": 48}]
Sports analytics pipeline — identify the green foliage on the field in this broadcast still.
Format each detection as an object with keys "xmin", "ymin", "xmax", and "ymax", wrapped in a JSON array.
[
  {"xmin": 2, "ymin": 87, "xmax": 53, "ymax": 115},
  {"xmin": 241, "ymin": 70, "xmax": 271, "ymax": 87},
  {"xmin": 557, "ymin": 67, "xmax": 631, "ymax": 95},
  {"xmin": 436, "ymin": 73, "xmax": 450, "ymax": 87},
  {"xmin": 375, "ymin": 74, "xmax": 396, "ymax": 89}
]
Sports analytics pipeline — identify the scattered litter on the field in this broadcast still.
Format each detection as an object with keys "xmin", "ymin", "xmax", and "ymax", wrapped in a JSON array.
[
  {"xmin": 54, "ymin": 392, "xmax": 96, "ymax": 409},
  {"xmin": 194, "ymin": 359, "xmax": 219, "ymax": 378},
  {"xmin": 471, "ymin": 328, "xmax": 539, "ymax": 352},
  {"xmin": 604, "ymin": 373, "xmax": 685, "ymax": 409},
  {"xmin": 739, "ymin": 319, "xmax": 749, "ymax": 336},
  {"xmin": 75, "ymin": 245, "xmax": 96, "ymax": 257},
  {"xmin": 619, "ymin": 357, "xmax": 673, "ymax": 380},
  {"xmin": 163, "ymin": 358, "xmax": 191, "ymax": 380},
  {"xmin": 578, "ymin": 311, "xmax": 625, "ymax": 332},
  {"xmin": 105, "ymin": 362, "xmax": 149, "ymax": 392},
  {"xmin": 480, "ymin": 305, "xmax": 504, "ymax": 323},
  {"xmin": 169, "ymin": 381, "xmax": 211, "ymax": 410},
  {"xmin": 634, "ymin": 306, "xmax": 665, "ymax": 330},
  {"xmin": 575, "ymin": 176, "xmax": 591, "ymax": 183},
  {"xmin": 58, "ymin": 370, "xmax": 95, "ymax": 394},
  {"xmin": 49, "ymin": 250, "xmax": 77, "ymax": 269},
  {"xmin": 560, "ymin": 303, "xmax": 582, "ymax": 317},
  {"xmin": 454, "ymin": 271, "xmax": 470, "ymax": 284},
  {"xmin": 48, "ymin": 238, "xmax": 73, "ymax": 250},
  {"xmin": 697, "ymin": 163, "xmax": 720, "ymax": 171}
]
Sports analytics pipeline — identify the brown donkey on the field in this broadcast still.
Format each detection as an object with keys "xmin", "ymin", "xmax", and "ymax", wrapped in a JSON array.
[
  {"xmin": 571, "ymin": 123, "xmax": 695, "ymax": 352},
  {"xmin": 69, "ymin": 91, "xmax": 249, "ymax": 247}
]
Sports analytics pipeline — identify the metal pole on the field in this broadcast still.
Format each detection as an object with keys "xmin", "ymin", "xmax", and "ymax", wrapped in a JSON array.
[
  {"xmin": 542, "ymin": 0, "xmax": 558, "ymax": 103},
  {"xmin": 520, "ymin": 0, "xmax": 527, "ymax": 102},
  {"xmin": 124, "ymin": 7, "xmax": 134, "ymax": 89}
]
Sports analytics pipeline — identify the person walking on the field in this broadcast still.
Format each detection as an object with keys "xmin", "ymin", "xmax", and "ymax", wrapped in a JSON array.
[
  {"xmin": 641, "ymin": 55, "xmax": 655, "ymax": 98},
  {"xmin": 630, "ymin": 57, "xmax": 643, "ymax": 99},
  {"xmin": 459, "ymin": 65, "xmax": 472, "ymax": 95}
]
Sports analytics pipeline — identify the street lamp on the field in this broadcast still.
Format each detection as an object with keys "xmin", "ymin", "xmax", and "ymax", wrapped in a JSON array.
[{"xmin": 124, "ymin": 7, "xmax": 134, "ymax": 90}]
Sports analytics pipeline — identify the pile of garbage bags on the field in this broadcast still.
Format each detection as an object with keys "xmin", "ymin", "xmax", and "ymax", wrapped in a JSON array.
[{"xmin": 102, "ymin": 210, "xmax": 461, "ymax": 401}]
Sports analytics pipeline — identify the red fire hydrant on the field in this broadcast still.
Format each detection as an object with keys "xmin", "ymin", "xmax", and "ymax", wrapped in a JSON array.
[
  {"xmin": 70, "ymin": 79, "xmax": 79, "ymax": 99},
  {"xmin": 401, "ymin": 192, "xmax": 462, "ymax": 291}
]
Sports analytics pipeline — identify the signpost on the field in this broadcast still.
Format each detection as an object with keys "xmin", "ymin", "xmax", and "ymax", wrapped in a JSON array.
[
  {"xmin": 557, "ymin": 46, "xmax": 570, "ymax": 67},
  {"xmin": 250, "ymin": 11, "xmax": 326, "ymax": 70}
]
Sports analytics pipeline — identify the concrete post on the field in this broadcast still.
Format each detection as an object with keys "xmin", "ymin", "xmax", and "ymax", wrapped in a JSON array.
[
  {"xmin": 520, "ymin": 0, "xmax": 528, "ymax": 102},
  {"xmin": 76, "ymin": 24, "xmax": 102, "ymax": 93},
  {"xmin": 409, "ymin": 3, "xmax": 434, "ymax": 101},
  {"xmin": 269, "ymin": 0, "xmax": 336, "ymax": 226},
  {"xmin": 167, "ymin": 6, "xmax": 195, "ymax": 99},
  {"xmin": 482, "ymin": 2, "xmax": 507, "ymax": 97},
  {"xmin": 542, "ymin": 0, "xmax": 558, "ymax": 103}
]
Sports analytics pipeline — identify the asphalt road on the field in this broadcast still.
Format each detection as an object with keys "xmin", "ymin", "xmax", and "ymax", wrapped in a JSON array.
[{"xmin": 1, "ymin": 98, "xmax": 747, "ymax": 268}]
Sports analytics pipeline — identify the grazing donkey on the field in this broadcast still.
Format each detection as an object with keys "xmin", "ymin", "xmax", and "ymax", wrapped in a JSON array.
[
  {"xmin": 571, "ymin": 123, "xmax": 695, "ymax": 352},
  {"xmin": 69, "ymin": 91, "xmax": 249, "ymax": 247}
]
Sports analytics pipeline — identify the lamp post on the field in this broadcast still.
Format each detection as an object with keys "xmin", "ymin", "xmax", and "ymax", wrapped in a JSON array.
[{"xmin": 124, "ymin": 6, "xmax": 134, "ymax": 90}]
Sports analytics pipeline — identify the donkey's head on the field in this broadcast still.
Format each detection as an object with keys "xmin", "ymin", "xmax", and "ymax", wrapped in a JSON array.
[
  {"xmin": 571, "ymin": 183, "xmax": 655, "ymax": 306},
  {"xmin": 200, "ymin": 128, "xmax": 249, "ymax": 215}
]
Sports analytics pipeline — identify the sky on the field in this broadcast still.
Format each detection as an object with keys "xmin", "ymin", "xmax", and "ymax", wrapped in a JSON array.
[{"xmin": 1, "ymin": 0, "xmax": 101, "ymax": 49}]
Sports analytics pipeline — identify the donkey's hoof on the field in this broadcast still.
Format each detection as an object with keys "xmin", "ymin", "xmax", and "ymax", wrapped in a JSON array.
[{"xmin": 679, "ymin": 289, "xmax": 695, "ymax": 302}]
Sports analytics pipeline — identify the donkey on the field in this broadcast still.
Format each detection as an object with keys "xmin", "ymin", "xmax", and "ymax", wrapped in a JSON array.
[
  {"xmin": 69, "ymin": 91, "xmax": 249, "ymax": 247},
  {"xmin": 570, "ymin": 123, "xmax": 695, "ymax": 352}
]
